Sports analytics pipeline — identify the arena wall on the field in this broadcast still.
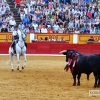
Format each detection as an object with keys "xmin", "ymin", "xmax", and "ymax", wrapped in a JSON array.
[
  {"xmin": 1, "ymin": 32, "xmax": 100, "ymax": 44},
  {"xmin": 0, "ymin": 42, "xmax": 100, "ymax": 54}
]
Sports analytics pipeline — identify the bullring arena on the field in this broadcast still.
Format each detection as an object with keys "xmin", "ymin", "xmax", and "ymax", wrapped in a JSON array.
[{"xmin": 0, "ymin": 54, "xmax": 100, "ymax": 100}]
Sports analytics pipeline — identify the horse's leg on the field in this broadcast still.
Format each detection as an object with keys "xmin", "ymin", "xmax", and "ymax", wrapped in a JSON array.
[
  {"xmin": 17, "ymin": 53, "xmax": 21, "ymax": 71},
  {"xmin": 10, "ymin": 53, "xmax": 14, "ymax": 71},
  {"xmin": 22, "ymin": 53, "xmax": 27, "ymax": 69},
  {"xmin": 77, "ymin": 74, "xmax": 81, "ymax": 86}
]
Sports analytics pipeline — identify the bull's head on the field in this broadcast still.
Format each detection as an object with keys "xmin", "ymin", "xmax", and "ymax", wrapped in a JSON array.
[
  {"xmin": 60, "ymin": 50, "xmax": 77, "ymax": 62},
  {"xmin": 66, "ymin": 50, "xmax": 77, "ymax": 61}
]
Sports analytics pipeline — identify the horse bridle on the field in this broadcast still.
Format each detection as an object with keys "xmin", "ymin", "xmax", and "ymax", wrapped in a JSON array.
[{"xmin": 18, "ymin": 44, "xmax": 25, "ymax": 50}]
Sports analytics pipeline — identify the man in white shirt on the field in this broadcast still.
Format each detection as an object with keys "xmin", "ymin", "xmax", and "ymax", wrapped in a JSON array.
[
  {"xmin": 31, "ymin": 0, "xmax": 36, "ymax": 6},
  {"xmin": 41, "ymin": 25, "xmax": 47, "ymax": 33},
  {"xmin": 58, "ymin": 25, "xmax": 64, "ymax": 33},
  {"xmin": 9, "ymin": 17, "xmax": 16, "ymax": 27},
  {"xmin": 53, "ymin": 22, "xmax": 59, "ymax": 33},
  {"xmin": 32, "ymin": 20, "xmax": 38, "ymax": 30}
]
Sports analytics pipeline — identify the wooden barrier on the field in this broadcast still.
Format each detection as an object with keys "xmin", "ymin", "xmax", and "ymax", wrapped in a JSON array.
[
  {"xmin": 0, "ymin": 32, "xmax": 12, "ymax": 42},
  {"xmin": 0, "ymin": 42, "xmax": 100, "ymax": 54},
  {"xmin": 0, "ymin": 42, "xmax": 11, "ymax": 54},
  {"xmin": 0, "ymin": 32, "xmax": 30, "ymax": 43},
  {"xmin": 0, "ymin": 32, "xmax": 100, "ymax": 44},
  {"xmin": 34, "ymin": 33, "xmax": 73, "ymax": 43},
  {"xmin": 78, "ymin": 34, "xmax": 100, "ymax": 44}
]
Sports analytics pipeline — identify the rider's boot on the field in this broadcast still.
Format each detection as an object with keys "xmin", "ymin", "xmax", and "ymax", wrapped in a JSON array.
[
  {"xmin": 25, "ymin": 42, "xmax": 27, "ymax": 48},
  {"xmin": 11, "ymin": 41, "xmax": 16, "ymax": 53}
]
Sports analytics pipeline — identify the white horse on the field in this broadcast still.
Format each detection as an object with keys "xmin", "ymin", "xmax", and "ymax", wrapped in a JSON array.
[{"xmin": 9, "ymin": 31, "xmax": 27, "ymax": 71}]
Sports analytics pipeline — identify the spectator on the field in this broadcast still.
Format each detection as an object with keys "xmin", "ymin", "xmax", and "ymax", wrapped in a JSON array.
[
  {"xmin": 68, "ymin": 19, "xmax": 74, "ymax": 28},
  {"xmin": 60, "ymin": 36, "xmax": 65, "ymax": 42},
  {"xmin": 72, "ymin": 0, "xmax": 78, "ymax": 4},
  {"xmin": 31, "ymin": 0, "xmax": 36, "ymax": 7},
  {"xmin": 20, "ymin": 12, "xmax": 25, "ymax": 20},
  {"xmin": 50, "ymin": 15, "xmax": 56, "ymax": 25},
  {"xmin": 41, "ymin": 25, "xmax": 47, "ymax": 33},
  {"xmin": 98, "ymin": 36, "xmax": 100, "ymax": 43},
  {"xmin": 9, "ymin": 17, "xmax": 16, "ymax": 27},
  {"xmin": 44, "ymin": 37, "xmax": 48, "ymax": 41},
  {"xmin": 14, "ymin": 0, "xmax": 21, "ymax": 8},
  {"xmin": 74, "ymin": 28, "xmax": 80, "ymax": 34},
  {"xmin": 68, "ymin": 28, "xmax": 75, "ymax": 33},
  {"xmin": 75, "ymin": 17, "xmax": 80, "ymax": 28},
  {"xmin": 35, "ymin": 26, "xmax": 41, "ymax": 33},
  {"xmin": 0, "ymin": 7, "xmax": 5, "ymax": 17},
  {"xmin": 33, "ymin": 36, "xmax": 38, "ymax": 42},
  {"xmin": 18, "ymin": 21, "xmax": 25, "ymax": 30},
  {"xmin": 32, "ymin": 20, "xmax": 38, "ymax": 30},
  {"xmin": 80, "ymin": 16, "xmax": 85, "ymax": 25},
  {"xmin": 29, "ymin": 26, "xmax": 35, "ymax": 33},
  {"xmin": 90, "ymin": 27, "xmax": 95, "ymax": 34},
  {"xmin": 0, "ymin": 15, "xmax": 3, "ymax": 27},
  {"xmin": 84, "ymin": 26, "xmax": 90, "ymax": 34},
  {"xmin": 87, "ymin": 36, "xmax": 95, "ymax": 44},
  {"xmin": 22, "ymin": 14, "xmax": 29, "ymax": 26},
  {"xmin": 24, "ymin": 25, "xmax": 30, "ymax": 33},
  {"xmin": 49, "ymin": 36, "xmax": 54, "ymax": 41},
  {"xmin": 32, "ymin": 13, "xmax": 37, "ymax": 21},
  {"xmin": 1, "ymin": 22, "xmax": 8, "ymax": 32},
  {"xmin": 47, "ymin": 26, "xmax": 53, "ymax": 33},
  {"xmin": 48, "ymin": 1, "xmax": 54, "ymax": 9},
  {"xmin": 54, "ymin": 35, "xmax": 59, "ymax": 41},
  {"xmin": 58, "ymin": 24, "xmax": 64, "ymax": 33},
  {"xmin": 53, "ymin": 22, "xmax": 59, "ymax": 33},
  {"xmin": 64, "ymin": 28, "xmax": 69, "ymax": 33},
  {"xmin": 95, "ymin": 15, "xmax": 100, "ymax": 27},
  {"xmin": 24, "ymin": 6, "xmax": 29, "ymax": 15},
  {"xmin": 87, "ymin": 10, "xmax": 92, "ymax": 19},
  {"xmin": 95, "ymin": 27, "xmax": 100, "ymax": 34},
  {"xmin": 29, "ymin": 6, "xmax": 34, "ymax": 16},
  {"xmin": 47, "ymin": 11, "xmax": 52, "ymax": 19}
]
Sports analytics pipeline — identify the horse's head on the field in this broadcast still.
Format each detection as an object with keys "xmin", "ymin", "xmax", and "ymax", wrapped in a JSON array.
[{"xmin": 21, "ymin": 32, "xmax": 26, "ymax": 41}]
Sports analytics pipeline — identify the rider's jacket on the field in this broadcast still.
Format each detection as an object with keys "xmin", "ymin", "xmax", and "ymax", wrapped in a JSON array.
[{"xmin": 12, "ymin": 30, "xmax": 21, "ymax": 40}]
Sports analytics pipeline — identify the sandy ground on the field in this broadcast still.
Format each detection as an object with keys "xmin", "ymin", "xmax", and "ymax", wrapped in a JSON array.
[{"xmin": 0, "ymin": 55, "xmax": 100, "ymax": 100}]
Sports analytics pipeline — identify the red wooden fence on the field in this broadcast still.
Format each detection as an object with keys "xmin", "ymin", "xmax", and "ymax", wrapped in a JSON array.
[{"xmin": 0, "ymin": 42, "xmax": 100, "ymax": 54}]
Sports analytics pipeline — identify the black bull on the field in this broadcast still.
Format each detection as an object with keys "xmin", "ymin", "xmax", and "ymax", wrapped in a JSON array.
[{"xmin": 60, "ymin": 50, "xmax": 100, "ymax": 88}]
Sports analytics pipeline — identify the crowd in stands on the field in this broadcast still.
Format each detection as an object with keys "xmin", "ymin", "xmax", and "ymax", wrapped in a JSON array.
[
  {"xmin": 0, "ymin": 0, "xmax": 99, "ymax": 34},
  {"xmin": 0, "ymin": 0, "xmax": 16, "ymax": 32}
]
